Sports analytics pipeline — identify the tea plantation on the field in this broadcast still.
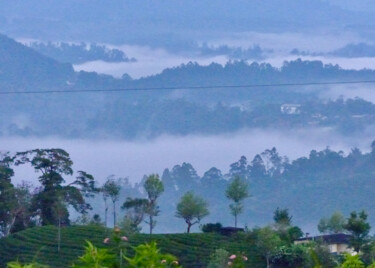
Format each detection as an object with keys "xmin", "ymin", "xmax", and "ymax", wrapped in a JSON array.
[{"xmin": 0, "ymin": 225, "xmax": 261, "ymax": 267}]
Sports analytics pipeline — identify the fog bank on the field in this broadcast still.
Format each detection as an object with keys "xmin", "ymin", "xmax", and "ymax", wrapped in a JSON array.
[{"xmin": 1, "ymin": 127, "xmax": 373, "ymax": 185}]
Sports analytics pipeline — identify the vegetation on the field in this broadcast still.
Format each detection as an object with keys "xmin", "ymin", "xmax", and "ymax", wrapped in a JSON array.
[
  {"xmin": 0, "ymin": 225, "xmax": 258, "ymax": 268},
  {"xmin": 29, "ymin": 42, "xmax": 135, "ymax": 64},
  {"xmin": 318, "ymin": 211, "xmax": 346, "ymax": 234},
  {"xmin": 143, "ymin": 174, "xmax": 165, "ymax": 235},
  {"xmin": 175, "ymin": 192, "xmax": 209, "ymax": 233},
  {"xmin": 344, "ymin": 210, "xmax": 371, "ymax": 253},
  {"xmin": 1, "ymin": 208, "xmax": 375, "ymax": 268},
  {"xmin": 225, "ymin": 176, "xmax": 249, "ymax": 228},
  {"xmin": 102, "ymin": 177, "xmax": 122, "ymax": 227}
]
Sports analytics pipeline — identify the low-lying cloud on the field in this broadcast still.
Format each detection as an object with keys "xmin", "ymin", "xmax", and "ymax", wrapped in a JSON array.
[
  {"xmin": 73, "ymin": 45, "xmax": 229, "ymax": 78},
  {"xmin": 1, "ymin": 127, "xmax": 374, "ymax": 186}
]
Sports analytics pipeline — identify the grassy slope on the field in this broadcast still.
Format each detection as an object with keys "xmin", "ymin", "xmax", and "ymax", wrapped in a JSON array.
[{"xmin": 0, "ymin": 225, "xmax": 261, "ymax": 268}]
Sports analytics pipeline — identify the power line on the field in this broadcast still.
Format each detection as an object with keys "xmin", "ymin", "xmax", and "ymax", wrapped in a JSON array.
[{"xmin": 1, "ymin": 80, "xmax": 375, "ymax": 95}]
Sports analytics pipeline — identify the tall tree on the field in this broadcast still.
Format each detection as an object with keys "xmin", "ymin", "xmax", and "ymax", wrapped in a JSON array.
[
  {"xmin": 249, "ymin": 154, "xmax": 267, "ymax": 179},
  {"xmin": 121, "ymin": 197, "xmax": 148, "ymax": 234},
  {"xmin": 0, "ymin": 152, "xmax": 16, "ymax": 237},
  {"xmin": 102, "ymin": 187, "xmax": 109, "ymax": 228},
  {"xmin": 225, "ymin": 176, "xmax": 250, "ymax": 227},
  {"xmin": 15, "ymin": 149, "xmax": 95, "ymax": 226},
  {"xmin": 175, "ymin": 191, "xmax": 209, "ymax": 233},
  {"xmin": 344, "ymin": 210, "xmax": 371, "ymax": 253},
  {"xmin": 102, "ymin": 176, "xmax": 121, "ymax": 227},
  {"xmin": 254, "ymin": 226, "xmax": 283, "ymax": 268},
  {"xmin": 6, "ymin": 182, "xmax": 34, "ymax": 235},
  {"xmin": 143, "ymin": 174, "xmax": 164, "ymax": 234},
  {"xmin": 229, "ymin": 156, "xmax": 249, "ymax": 180}
]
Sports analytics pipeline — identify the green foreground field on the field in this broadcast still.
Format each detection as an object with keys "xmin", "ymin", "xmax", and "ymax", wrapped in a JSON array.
[{"xmin": 0, "ymin": 225, "xmax": 260, "ymax": 268}]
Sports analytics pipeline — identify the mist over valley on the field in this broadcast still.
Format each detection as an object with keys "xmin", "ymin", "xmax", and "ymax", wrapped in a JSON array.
[{"xmin": 2, "ymin": 4, "xmax": 375, "ymax": 266}]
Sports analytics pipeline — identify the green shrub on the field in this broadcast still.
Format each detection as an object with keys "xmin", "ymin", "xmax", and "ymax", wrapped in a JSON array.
[
  {"xmin": 7, "ymin": 261, "xmax": 49, "ymax": 268},
  {"xmin": 125, "ymin": 241, "xmax": 180, "ymax": 268},
  {"xmin": 207, "ymin": 248, "xmax": 230, "ymax": 268},
  {"xmin": 72, "ymin": 241, "xmax": 115, "ymax": 268},
  {"xmin": 341, "ymin": 254, "xmax": 364, "ymax": 268},
  {"xmin": 202, "ymin": 223, "xmax": 223, "ymax": 233}
]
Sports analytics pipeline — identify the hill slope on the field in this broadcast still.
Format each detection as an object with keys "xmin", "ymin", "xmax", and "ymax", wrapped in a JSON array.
[{"xmin": 0, "ymin": 225, "xmax": 258, "ymax": 268}]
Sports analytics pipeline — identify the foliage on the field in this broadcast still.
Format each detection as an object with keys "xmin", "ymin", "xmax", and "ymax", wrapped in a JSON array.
[
  {"xmin": 207, "ymin": 248, "xmax": 230, "ymax": 268},
  {"xmin": 361, "ymin": 239, "xmax": 375, "ymax": 265},
  {"xmin": 287, "ymin": 226, "xmax": 304, "ymax": 242},
  {"xmin": 344, "ymin": 210, "xmax": 371, "ymax": 252},
  {"xmin": 121, "ymin": 197, "xmax": 148, "ymax": 234},
  {"xmin": 74, "ymin": 213, "xmax": 104, "ymax": 227},
  {"xmin": 118, "ymin": 215, "xmax": 142, "ymax": 235},
  {"xmin": 272, "ymin": 244, "xmax": 310, "ymax": 268},
  {"xmin": 143, "ymin": 174, "xmax": 164, "ymax": 234},
  {"xmin": 0, "ymin": 225, "xmax": 257, "ymax": 267},
  {"xmin": 175, "ymin": 191, "xmax": 209, "ymax": 233},
  {"xmin": 15, "ymin": 149, "xmax": 95, "ymax": 226},
  {"xmin": 0, "ymin": 152, "xmax": 16, "ymax": 236},
  {"xmin": 318, "ymin": 211, "xmax": 346, "ymax": 234},
  {"xmin": 340, "ymin": 254, "xmax": 365, "ymax": 268},
  {"xmin": 102, "ymin": 177, "xmax": 122, "ymax": 227},
  {"xmin": 308, "ymin": 242, "xmax": 338, "ymax": 268},
  {"xmin": 7, "ymin": 261, "xmax": 49, "ymax": 268},
  {"xmin": 273, "ymin": 207, "xmax": 292, "ymax": 227},
  {"xmin": 29, "ymin": 42, "xmax": 134, "ymax": 64},
  {"xmin": 227, "ymin": 253, "xmax": 248, "ymax": 268},
  {"xmin": 202, "ymin": 223, "xmax": 223, "ymax": 233},
  {"xmin": 125, "ymin": 241, "xmax": 180, "ymax": 268},
  {"xmin": 225, "ymin": 176, "xmax": 249, "ymax": 227},
  {"xmin": 253, "ymin": 226, "xmax": 283, "ymax": 268},
  {"xmin": 72, "ymin": 241, "xmax": 115, "ymax": 268}
]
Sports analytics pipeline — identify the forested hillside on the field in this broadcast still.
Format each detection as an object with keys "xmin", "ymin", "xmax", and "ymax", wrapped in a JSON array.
[
  {"xmin": 2, "ymin": 33, "xmax": 375, "ymax": 138},
  {"xmin": 124, "ymin": 143, "xmax": 375, "ymax": 233}
]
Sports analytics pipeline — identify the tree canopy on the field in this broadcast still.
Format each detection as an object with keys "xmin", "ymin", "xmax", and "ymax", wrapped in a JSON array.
[
  {"xmin": 176, "ymin": 191, "xmax": 209, "ymax": 233},
  {"xmin": 225, "ymin": 176, "xmax": 250, "ymax": 227}
]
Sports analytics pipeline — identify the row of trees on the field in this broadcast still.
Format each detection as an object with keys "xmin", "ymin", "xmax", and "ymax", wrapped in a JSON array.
[
  {"xmin": 117, "ymin": 175, "xmax": 250, "ymax": 234},
  {"xmin": 0, "ymin": 148, "xmax": 252, "ymax": 238}
]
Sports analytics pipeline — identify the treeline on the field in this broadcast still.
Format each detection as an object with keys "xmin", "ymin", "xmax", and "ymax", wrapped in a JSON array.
[
  {"xmin": 3, "ymin": 141, "xmax": 375, "ymax": 236},
  {"xmin": 87, "ymin": 97, "xmax": 375, "ymax": 138},
  {"xmin": 28, "ymin": 42, "xmax": 136, "ymax": 64},
  {"xmin": 95, "ymin": 142, "xmax": 375, "ymax": 232},
  {"xmin": 5, "ymin": 94, "xmax": 375, "ymax": 138}
]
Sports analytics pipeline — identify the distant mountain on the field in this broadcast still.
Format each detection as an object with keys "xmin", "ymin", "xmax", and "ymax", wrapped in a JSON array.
[
  {"xmin": 2, "ymin": 33, "xmax": 375, "ymax": 138},
  {"xmin": 0, "ymin": 34, "xmax": 130, "ymax": 137},
  {"xmin": 0, "ymin": 33, "xmax": 74, "ymax": 90}
]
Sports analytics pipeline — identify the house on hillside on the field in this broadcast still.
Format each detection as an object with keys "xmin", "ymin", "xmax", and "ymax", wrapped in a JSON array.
[{"xmin": 294, "ymin": 233, "xmax": 354, "ymax": 255}]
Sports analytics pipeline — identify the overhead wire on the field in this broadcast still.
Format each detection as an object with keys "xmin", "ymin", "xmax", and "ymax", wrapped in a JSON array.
[{"xmin": 1, "ymin": 80, "xmax": 375, "ymax": 95}]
